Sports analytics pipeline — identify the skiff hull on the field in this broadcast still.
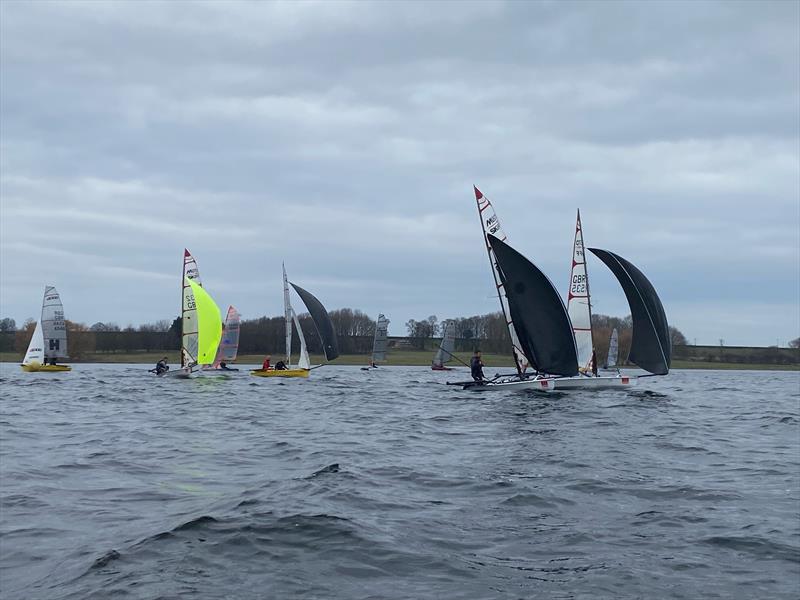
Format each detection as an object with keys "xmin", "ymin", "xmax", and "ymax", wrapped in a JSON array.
[
  {"xmin": 462, "ymin": 377, "xmax": 556, "ymax": 392},
  {"xmin": 250, "ymin": 369, "xmax": 309, "ymax": 378},
  {"xmin": 553, "ymin": 374, "xmax": 637, "ymax": 390},
  {"xmin": 21, "ymin": 364, "xmax": 71, "ymax": 372},
  {"xmin": 431, "ymin": 365, "xmax": 454, "ymax": 371}
]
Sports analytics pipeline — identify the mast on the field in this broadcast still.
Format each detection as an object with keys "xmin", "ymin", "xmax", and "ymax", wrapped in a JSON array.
[
  {"xmin": 473, "ymin": 186, "xmax": 528, "ymax": 375},
  {"xmin": 567, "ymin": 210, "xmax": 595, "ymax": 372},
  {"xmin": 283, "ymin": 263, "xmax": 292, "ymax": 365}
]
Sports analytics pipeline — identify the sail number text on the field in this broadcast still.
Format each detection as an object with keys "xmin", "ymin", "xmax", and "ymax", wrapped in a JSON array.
[{"xmin": 571, "ymin": 274, "xmax": 587, "ymax": 294}]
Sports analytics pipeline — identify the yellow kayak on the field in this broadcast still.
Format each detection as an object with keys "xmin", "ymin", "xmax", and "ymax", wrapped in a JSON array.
[
  {"xmin": 21, "ymin": 363, "xmax": 72, "ymax": 372},
  {"xmin": 250, "ymin": 368, "xmax": 309, "ymax": 378}
]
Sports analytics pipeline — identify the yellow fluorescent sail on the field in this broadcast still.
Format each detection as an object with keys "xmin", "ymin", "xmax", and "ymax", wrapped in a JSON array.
[{"xmin": 185, "ymin": 278, "xmax": 222, "ymax": 365}]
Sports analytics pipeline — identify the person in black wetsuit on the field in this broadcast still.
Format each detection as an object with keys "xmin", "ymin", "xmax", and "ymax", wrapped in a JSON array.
[
  {"xmin": 470, "ymin": 350, "xmax": 485, "ymax": 382},
  {"xmin": 155, "ymin": 357, "xmax": 169, "ymax": 375},
  {"xmin": 274, "ymin": 360, "xmax": 288, "ymax": 370}
]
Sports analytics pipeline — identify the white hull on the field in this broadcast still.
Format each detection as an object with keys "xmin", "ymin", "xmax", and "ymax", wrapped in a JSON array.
[
  {"xmin": 159, "ymin": 367, "xmax": 193, "ymax": 379},
  {"xmin": 552, "ymin": 374, "xmax": 637, "ymax": 390},
  {"xmin": 464, "ymin": 376, "xmax": 557, "ymax": 392}
]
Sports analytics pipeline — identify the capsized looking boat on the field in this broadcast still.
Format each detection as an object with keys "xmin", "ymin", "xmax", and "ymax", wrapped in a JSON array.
[{"xmin": 21, "ymin": 286, "xmax": 71, "ymax": 372}]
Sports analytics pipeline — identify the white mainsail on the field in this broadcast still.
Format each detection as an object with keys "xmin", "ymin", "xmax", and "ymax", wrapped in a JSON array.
[
  {"xmin": 606, "ymin": 328, "xmax": 619, "ymax": 368},
  {"xmin": 22, "ymin": 320, "xmax": 45, "ymax": 366},
  {"xmin": 371, "ymin": 314, "xmax": 390, "ymax": 363},
  {"xmin": 474, "ymin": 186, "xmax": 528, "ymax": 374},
  {"xmin": 213, "ymin": 306, "xmax": 241, "ymax": 366},
  {"xmin": 42, "ymin": 286, "xmax": 67, "ymax": 359},
  {"xmin": 181, "ymin": 249, "xmax": 203, "ymax": 367},
  {"xmin": 433, "ymin": 320, "xmax": 455, "ymax": 367},
  {"xmin": 567, "ymin": 210, "xmax": 594, "ymax": 371},
  {"xmin": 290, "ymin": 307, "xmax": 311, "ymax": 369}
]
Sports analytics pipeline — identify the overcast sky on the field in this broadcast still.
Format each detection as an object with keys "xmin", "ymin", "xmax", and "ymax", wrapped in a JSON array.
[{"xmin": 1, "ymin": 0, "xmax": 798, "ymax": 346}]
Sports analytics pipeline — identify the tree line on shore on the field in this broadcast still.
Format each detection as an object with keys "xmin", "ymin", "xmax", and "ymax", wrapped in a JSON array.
[{"xmin": 1, "ymin": 312, "xmax": 797, "ymax": 365}]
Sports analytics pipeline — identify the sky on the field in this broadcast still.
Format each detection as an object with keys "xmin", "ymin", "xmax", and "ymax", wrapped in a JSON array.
[{"xmin": 1, "ymin": 0, "xmax": 798, "ymax": 346}]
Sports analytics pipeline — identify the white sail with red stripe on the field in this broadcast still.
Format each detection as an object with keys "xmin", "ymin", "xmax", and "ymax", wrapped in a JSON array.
[
  {"xmin": 474, "ymin": 186, "xmax": 528, "ymax": 374},
  {"xmin": 567, "ymin": 210, "xmax": 594, "ymax": 371},
  {"xmin": 181, "ymin": 249, "xmax": 203, "ymax": 367}
]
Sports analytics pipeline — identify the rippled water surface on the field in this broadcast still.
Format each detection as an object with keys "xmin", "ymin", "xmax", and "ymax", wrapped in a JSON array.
[{"xmin": 1, "ymin": 364, "xmax": 798, "ymax": 599}]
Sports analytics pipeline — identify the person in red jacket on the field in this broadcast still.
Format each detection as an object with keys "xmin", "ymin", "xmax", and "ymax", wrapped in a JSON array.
[{"xmin": 261, "ymin": 355, "xmax": 271, "ymax": 370}]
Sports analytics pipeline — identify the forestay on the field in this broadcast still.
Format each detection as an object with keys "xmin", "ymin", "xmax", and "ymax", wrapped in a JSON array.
[
  {"xmin": 567, "ymin": 210, "xmax": 594, "ymax": 371},
  {"xmin": 433, "ymin": 321, "xmax": 455, "ymax": 367},
  {"xmin": 41, "ymin": 286, "xmax": 67, "ymax": 359},
  {"xmin": 371, "ymin": 314, "xmax": 390, "ymax": 362},
  {"xmin": 489, "ymin": 235, "xmax": 579, "ymax": 377},
  {"xmin": 474, "ymin": 186, "xmax": 528, "ymax": 374},
  {"xmin": 589, "ymin": 248, "xmax": 670, "ymax": 375},
  {"xmin": 181, "ymin": 249, "xmax": 203, "ymax": 366},
  {"xmin": 22, "ymin": 321, "xmax": 45, "ymax": 366}
]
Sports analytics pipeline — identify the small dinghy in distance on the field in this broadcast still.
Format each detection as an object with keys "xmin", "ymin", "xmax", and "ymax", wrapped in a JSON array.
[
  {"xmin": 362, "ymin": 314, "xmax": 389, "ymax": 370},
  {"xmin": 251, "ymin": 264, "xmax": 339, "ymax": 378},
  {"xmin": 199, "ymin": 306, "xmax": 241, "ymax": 374},
  {"xmin": 431, "ymin": 321, "xmax": 456, "ymax": 371},
  {"xmin": 21, "ymin": 286, "xmax": 71, "ymax": 372}
]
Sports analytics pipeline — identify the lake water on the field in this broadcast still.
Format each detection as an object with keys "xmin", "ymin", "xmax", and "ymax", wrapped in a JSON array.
[{"xmin": 1, "ymin": 364, "xmax": 798, "ymax": 599}]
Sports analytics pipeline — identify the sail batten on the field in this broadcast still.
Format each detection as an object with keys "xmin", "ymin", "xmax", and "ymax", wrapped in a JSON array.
[
  {"xmin": 474, "ymin": 186, "xmax": 528, "ymax": 374},
  {"xmin": 489, "ymin": 235, "xmax": 579, "ymax": 377},
  {"xmin": 588, "ymin": 248, "xmax": 670, "ymax": 375}
]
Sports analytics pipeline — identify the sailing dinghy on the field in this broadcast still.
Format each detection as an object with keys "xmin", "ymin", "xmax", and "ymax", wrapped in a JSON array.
[
  {"xmin": 362, "ymin": 314, "xmax": 389, "ymax": 370},
  {"xmin": 160, "ymin": 249, "xmax": 222, "ymax": 378},
  {"xmin": 602, "ymin": 328, "xmax": 619, "ymax": 370},
  {"xmin": 251, "ymin": 264, "xmax": 339, "ymax": 378},
  {"xmin": 431, "ymin": 321, "xmax": 456, "ymax": 370},
  {"xmin": 21, "ymin": 286, "xmax": 71, "ymax": 372},
  {"xmin": 199, "ymin": 305, "xmax": 241, "ymax": 373},
  {"xmin": 552, "ymin": 211, "xmax": 638, "ymax": 390}
]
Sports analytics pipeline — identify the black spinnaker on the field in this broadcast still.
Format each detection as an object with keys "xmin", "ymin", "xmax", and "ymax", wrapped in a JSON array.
[
  {"xmin": 588, "ymin": 248, "xmax": 670, "ymax": 375},
  {"xmin": 290, "ymin": 283, "xmax": 340, "ymax": 361},
  {"xmin": 488, "ymin": 235, "xmax": 579, "ymax": 377}
]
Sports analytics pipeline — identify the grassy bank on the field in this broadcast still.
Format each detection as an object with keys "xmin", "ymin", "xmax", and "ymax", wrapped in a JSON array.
[{"xmin": 2, "ymin": 351, "xmax": 798, "ymax": 371}]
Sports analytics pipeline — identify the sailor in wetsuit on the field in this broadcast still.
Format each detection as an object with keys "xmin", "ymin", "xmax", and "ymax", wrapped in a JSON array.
[
  {"xmin": 274, "ymin": 360, "xmax": 288, "ymax": 370},
  {"xmin": 155, "ymin": 356, "xmax": 169, "ymax": 375},
  {"xmin": 470, "ymin": 350, "xmax": 485, "ymax": 382}
]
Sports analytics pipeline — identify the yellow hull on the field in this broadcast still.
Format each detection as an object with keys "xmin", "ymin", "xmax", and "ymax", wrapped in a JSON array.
[
  {"xmin": 250, "ymin": 368, "xmax": 309, "ymax": 378},
  {"xmin": 21, "ymin": 364, "xmax": 72, "ymax": 372}
]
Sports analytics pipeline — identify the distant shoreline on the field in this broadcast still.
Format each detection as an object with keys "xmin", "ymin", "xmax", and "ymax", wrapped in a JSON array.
[{"xmin": 1, "ymin": 352, "xmax": 797, "ymax": 371}]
